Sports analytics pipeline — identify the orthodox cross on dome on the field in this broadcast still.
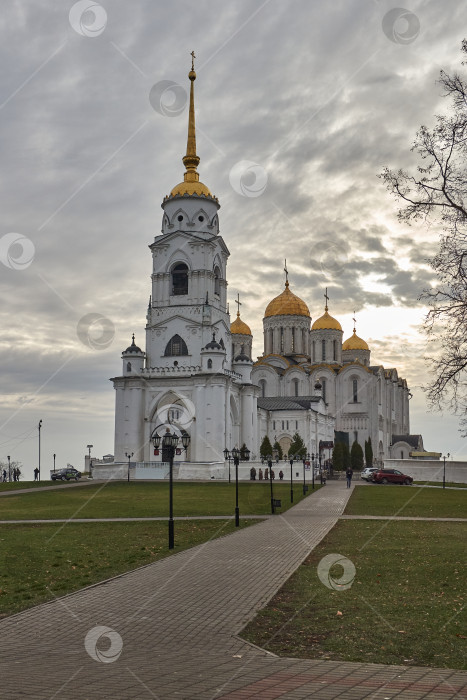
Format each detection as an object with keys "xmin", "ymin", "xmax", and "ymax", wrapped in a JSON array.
[
  {"xmin": 235, "ymin": 292, "xmax": 242, "ymax": 317},
  {"xmin": 190, "ymin": 50, "xmax": 196, "ymax": 71},
  {"xmin": 324, "ymin": 287, "xmax": 329, "ymax": 311},
  {"xmin": 284, "ymin": 259, "xmax": 289, "ymax": 287},
  {"xmin": 352, "ymin": 311, "xmax": 357, "ymax": 333}
]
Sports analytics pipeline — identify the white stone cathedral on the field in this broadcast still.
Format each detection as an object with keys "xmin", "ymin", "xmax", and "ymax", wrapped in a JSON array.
[{"xmin": 111, "ymin": 60, "xmax": 416, "ymax": 474}]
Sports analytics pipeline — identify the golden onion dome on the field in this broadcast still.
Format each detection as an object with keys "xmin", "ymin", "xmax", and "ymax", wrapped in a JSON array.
[
  {"xmin": 342, "ymin": 329, "xmax": 369, "ymax": 351},
  {"xmin": 170, "ymin": 180, "xmax": 212, "ymax": 197},
  {"xmin": 231, "ymin": 312, "xmax": 252, "ymax": 335},
  {"xmin": 264, "ymin": 281, "xmax": 310, "ymax": 318},
  {"xmin": 311, "ymin": 309, "xmax": 342, "ymax": 331}
]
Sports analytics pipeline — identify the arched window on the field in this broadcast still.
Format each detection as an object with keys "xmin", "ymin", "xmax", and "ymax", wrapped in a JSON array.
[
  {"xmin": 207, "ymin": 359, "xmax": 213, "ymax": 369},
  {"xmin": 291, "ymin": 328, "xmax": 295, "ymax": 353},
  {"xmin": 126, "ymin": 362, "xmax": 131, "ymax": 372},
  {"xmin": 312, "ymin": 340, "xmax": 316, "ymax": 363},
  {"xmin": 333, "ymin": 339, "xmax": 337, "ymax": 361},
  {"xmin": 280, "ymin": 327, "xmax": 284, "ymax": 353},
  {"xmin": 353, "ymin": 379, "xmax": 358, "ymax": 403},
  {"xmin": 171, "ymin": 263, "xmax": 188, "ymax": 296},
  {"xmin": 213, "ymin": 266, "xmax": 221, "ymax": 296},
  {"xmin": 321, "ymin": 339, "xmax": 326, "ymax": 361},
  {"xmin": 259, "ymin": 379, "xmax": 266, "ymax": 398},
  {"xmin": 269, "ymin": 328, "xmax": 273, "ymax": 353},
  {"xmin": 302, "ymin": 328, "xmax": 306, "ymax": 354},
  {"xmin": 321, "ymin": 378, "xmax": 327, "ymax": 404},
  {"xmin": 293, "ymin": 378, "xmax": 299, "ymax": 397},
  {"xmin": 164, "ymin": 334, "xmax": 188, "ymax": 356}
]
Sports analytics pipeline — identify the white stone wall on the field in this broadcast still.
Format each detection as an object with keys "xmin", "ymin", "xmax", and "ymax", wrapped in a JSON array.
[{"xmin": 383, "ymin": 459, "xmax": 467, "ymax": 484}]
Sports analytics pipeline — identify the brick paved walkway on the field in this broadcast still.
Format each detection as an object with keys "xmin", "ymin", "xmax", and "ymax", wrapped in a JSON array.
[{"xmin": 0, "ymin": 482, "xmax": 465, "ymax": 699}]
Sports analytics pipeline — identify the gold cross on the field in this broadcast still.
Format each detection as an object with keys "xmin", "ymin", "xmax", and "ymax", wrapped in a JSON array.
[
  {"xmin": 191, "ymin": 50, "xmax": 196, "ymax": 71},
  {"xmin": 353, "ymin": 311, "xmax": 357, "ymax": 332},
  {"xmin": 324, "ymin": 287, "xmax": 329, "ymax": 309},
  {"xmin": 284, "ymin": 259, "xmax": 288, "ymax": 284}
]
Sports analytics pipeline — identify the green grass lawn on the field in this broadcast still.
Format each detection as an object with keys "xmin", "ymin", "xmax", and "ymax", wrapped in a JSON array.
[
  {"xmin": 0, "ymin": 519, "xmax": 258, "ymax": 618},
  {"xmin": 345, "ymin": 484, "xmax": 466, "ymax": 518},
  {"xmin": 0, "ymin": 481, "xmax": 316, "ymax": 520},
  {"xmin": 0, "ymin": 481, "xmax": 68, "ymax": 491},
  {"xmin": 241, "ymin": 520, "xmax": 466, "ymax": 669},
  {"xmin": 414, "ymin": 481, "xmax": 467, "ymax": 489}
]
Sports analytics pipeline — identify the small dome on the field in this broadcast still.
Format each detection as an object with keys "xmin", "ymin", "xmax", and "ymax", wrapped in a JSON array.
[
  {"xmin": 124, "ymin": 334, "xmax": 143, "ymax": 354},
  {"xmin": 311, "ymin": 309, "xmax": 342, "ymax": 331},
  {"xmin": 264, "ymin": 282, "xmax": 310, "ymax": 318},
  {"xmin": 343, "ymin": 329, "xmax": 369, "ymax": 351},
  {"xmin": 204, "ymin": 332, "xmax": 222, "ymax": 350},
  {"xmin": 231, "ymin": 312, "xmax": 252, "ymax": 335}
]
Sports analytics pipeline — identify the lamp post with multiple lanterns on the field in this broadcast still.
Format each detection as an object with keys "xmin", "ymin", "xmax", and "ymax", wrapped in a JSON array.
[
  {"xmin": 125, "ymin": 452, "xmax": 134, "ymax": 482},
  {"xmin": 223, "ymin": 448, "xmax": 232, "ymax": 484},
  {"xmin": 87, "ymin": 444, "xmax": 93, "ymax": 479},
  {"xmin": 152, "ymin": 428, "xmax": 190, "ymax": 549}
]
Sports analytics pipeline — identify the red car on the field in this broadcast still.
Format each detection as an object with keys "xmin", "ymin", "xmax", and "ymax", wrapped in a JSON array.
[{"xmin": 371, "ymin": 469, "xmax": 413, "ymax": 485}]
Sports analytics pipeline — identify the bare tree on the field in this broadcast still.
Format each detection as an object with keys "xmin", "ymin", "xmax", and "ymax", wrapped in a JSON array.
[{"xmin": 381, "ymin": 40, "xmax": 467, "ymax": 431}]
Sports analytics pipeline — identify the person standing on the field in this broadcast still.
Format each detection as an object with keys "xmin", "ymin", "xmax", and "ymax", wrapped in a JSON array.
[
  {"xmin": 34, "ymin": 467, "xmax": 39, "ymax": 481},
  {"xmin": 346, "ymin": 466, "xmax": 353, "ymax": 489}
]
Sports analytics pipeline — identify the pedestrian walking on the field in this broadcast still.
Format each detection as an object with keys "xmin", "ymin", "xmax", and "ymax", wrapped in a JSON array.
[
  {"xmin": 346, "ymin": 466, "xmax": 353, "ymax": 488},
  {"xmin": 258, "ymin": 468, "xmax": 263, "ymax": 480},
  {"xmin": 279, "ymin": 470, "xmax": 284, "ymax": 480},
  {"xmin": 34, "ymin": 467, "xmax": 39, "ymax": 481}
]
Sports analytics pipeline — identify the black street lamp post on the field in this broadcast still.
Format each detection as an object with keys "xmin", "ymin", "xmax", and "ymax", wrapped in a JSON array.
[
  {"xmin": 87, "ymin": 444, "xmax": 93, "ymax": 479},
  {"xmin": 38, "ymin": 419, "xmax": 42, "ymax": 481},
  {"xmin": 53, "ymin": 453, "xmax": 56, "ymax": 474},
  {"xmin": 153, "ymin": 428, "xmax": 190, "ymax": 549},
  {"xmin": 443, "ymin": 452, "xmax": 450, "ymax": 489},
  {"xmin": 231, "ymin": 447, "xmax": 240, "ymax": 526},
  {"xmin": 268, "ymin": 456, "xmax": 275, "ymax": 514},
  {"xmin": 125, "ymin": 452, "xmax": 134, "ymax": 482},
  {"xmin": 289, "ymin": 456, "xmax": 294, "ymax": 503},
  {"xmin": 7, "ymin": 455, "xmax": 11, "ymax": 482},
  {"xmin": 311, "ymin": 452, "xmax": 315, "ymax": 490},
  {"xmin": 223, "ymin": 448, "xmax": 232, "ymax": 483}
]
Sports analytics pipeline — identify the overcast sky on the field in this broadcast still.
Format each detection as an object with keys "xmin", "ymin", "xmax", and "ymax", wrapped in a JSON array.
[{"xmin": 1, "ymin": 0, "xmax": 466, "ymax": 478}]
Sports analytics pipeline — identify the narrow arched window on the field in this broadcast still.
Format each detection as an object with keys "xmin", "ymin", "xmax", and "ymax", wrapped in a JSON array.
[
  {"xmin": 293, "ymin": 379, "xmax": 299, "ymax": 397},
  {"xmin": 333, "ymin": 339, "xmax": 337, "ymax": 361},
  {"xmin": 213, "ymin": 266, "xmax": 221, "ymax": 296},
  {"xmin": 164, "ymin": 334, "xmax": 188, "ymax": 356},
  {"xmin": 312, "ymin": 340, "xmax": 316, "ymax": 363},
  {"xmin": 207, "ymin": 359, "xmax": 213, "ymax": 369},
  {"xmin": 126, "ymin": 362, "xmax": 131, "ymax": 372},
  {"xmin": 259, "ymin": 379, "xmax": 266, "ymax": 398},
  {"xmin": 321, "ymin": 378, "xmax": 327, "ymax": 404},
  {"xmin": 302, "ymin": 328, "xmax": 306, "ymax": 353},
  {"xmin": 280, "ymin": 327, "xmax": 284, "ymax": 353},
  {"xmin": 321, "ymin": 339, "xmax": 326, "ymax": 361},
  {"xmin": 171, "ymin": 263, "xmax": 188, "ymax": 296},
  {"xmin": 291, "ymin": 328, "xmax": 295, "ymax": 353},
  {"xmin": 353, "ymin": 379, "xmax": 358, "ymax": 403},
  {"xmin": 269, "ymin": 329, "xmax": 273, "ymax": 352}
]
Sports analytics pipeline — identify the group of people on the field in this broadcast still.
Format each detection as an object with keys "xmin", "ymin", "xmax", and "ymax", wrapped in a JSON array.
[
  {"xmin": 250, "ymin": 466, "xmax": 277, "ymax": 480},
  {"xmin": 2, "ymin": 468, "xmax": 21, "ymax": 482}
]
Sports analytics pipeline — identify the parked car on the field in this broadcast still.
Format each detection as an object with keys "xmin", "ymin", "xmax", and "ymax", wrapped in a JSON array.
[
  {"xmin": 361, "ymin": 467, "xmax": 378, "ymax": 481},
  {"xmin": 51, "ymin": 467, "xmax": 82, "ymax": 482},
  {"xmin": 371, "ymin": 469, "xmax": 413, "ymax": 485}
]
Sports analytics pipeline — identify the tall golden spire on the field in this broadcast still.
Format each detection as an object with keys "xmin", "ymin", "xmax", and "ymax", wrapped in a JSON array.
[
  {"xmin": 182, "ymin": 51, "xmax": 200, "ymax": 183},
  {"xmin": 169, "ymin": 51, "xmax": 214, "ymax": 199}
]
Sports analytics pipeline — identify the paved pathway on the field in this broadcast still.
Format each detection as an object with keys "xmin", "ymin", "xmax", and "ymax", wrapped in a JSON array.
[{"xmin": 0, "ymin": 482, "xmax": 465, "ymax": 699}]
